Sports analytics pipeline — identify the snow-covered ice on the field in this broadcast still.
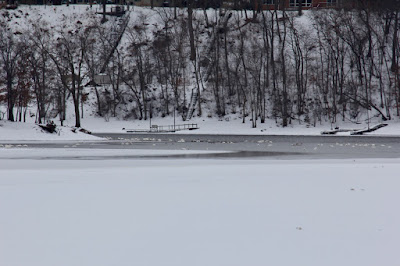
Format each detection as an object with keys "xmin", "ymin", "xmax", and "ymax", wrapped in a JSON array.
[{"xmin": 1, "ymin": 149, "xmax": 399, "ymax": 266}]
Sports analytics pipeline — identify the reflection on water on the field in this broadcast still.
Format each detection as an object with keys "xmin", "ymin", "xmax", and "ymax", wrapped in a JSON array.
[
  {"xmin": 23, "ymin": 151, "xmax": 304, "ymax": 160},
  {"xmin": 150, "ymin": 151, "xmax": 303, "ymax": 159}
]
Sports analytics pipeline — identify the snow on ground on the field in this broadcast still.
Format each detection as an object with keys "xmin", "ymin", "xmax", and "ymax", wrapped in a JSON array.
[
  {"xmin": 6, "ymin": 4, "xmax": 99, "ymax": 31},
  {"xmin": 1, "ymin": 152, "xmax": 399, "ymax": 266},
  {"xmin": 0, "ymin": 120, "xmax": 102, "ymax": 141},
  {"xmin": 82, "ymin": 114, "xmax": 400, "ymax": 136},
  {"xmin": 2, "ymin": 115, "xmax": 400, "ymax": 141},
  {"xmin": 1, "ymin": 6, "xmax": 398, "ymax": 266},
  {"xmin": 1, "ymin": 5, "xmax": 399, "ymax": 140}
]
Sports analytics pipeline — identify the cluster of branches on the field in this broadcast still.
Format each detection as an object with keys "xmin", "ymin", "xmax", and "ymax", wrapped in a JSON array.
[
  {"xmin": 0, "ymin": 11, "xmax": 111, "ymax": 126},
  {"xmin": 1, "ymin": 1, "xmax": 400, "ymax": 128}
]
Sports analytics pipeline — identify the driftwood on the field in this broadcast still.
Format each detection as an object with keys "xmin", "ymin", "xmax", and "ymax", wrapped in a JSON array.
[
  {"xmin": 71, "ymin": 127, "xmax": 92, "ymax": 134},
  {"xmin": 38, "ymin": 123, "xmax": 57, "ymax": 133},
  {"xmin": 350, "ymin": 123, "xmax": 388, "ymax": 135},
  {"xmin": 321, "ymin": 123, "xmax": 388, "ymax": 135},
  {"xmin": 79, "ymin": 128, "xmax": 92, "ymax": 134},
  {"xmin": 321, "ymin": 128, "xmax": 359, "ymax": 135}
]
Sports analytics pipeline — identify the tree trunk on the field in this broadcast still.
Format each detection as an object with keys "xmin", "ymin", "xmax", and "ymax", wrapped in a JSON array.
[
  {"xmin": 391, "ymin": 11, "xmax": 399, "ymax": 72},
  {"xmin": 298, "ymin": 0, "xmax": 303, "ymax": 16},
  {"xmin": 7, "ymin": 77, "xmax": 14, "ymax": 122},
  {"xmin": 74, "ymin": 94, "xmax": 81, "ymax": 128},
  {"xmin": 188, "ymin": 0, "xmax": 196, "ymax": 62}
]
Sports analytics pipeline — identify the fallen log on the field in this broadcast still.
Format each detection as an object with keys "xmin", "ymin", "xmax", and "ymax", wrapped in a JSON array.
[
  {"xmin": 321, "ymin": 128, "xmax": 360, "ymax": 135},
  {"xmin": 350, "ymin": 123, "xmax": 388, "ymax": 135},
  {"xmin": 38, "ymin": 123, "xmax": 57, "ymax": 133}
]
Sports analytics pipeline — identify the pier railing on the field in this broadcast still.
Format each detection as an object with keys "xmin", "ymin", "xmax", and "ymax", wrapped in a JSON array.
[{"xmin": 126, "ymin": 123, "xmax": 198, "ymax": 133}]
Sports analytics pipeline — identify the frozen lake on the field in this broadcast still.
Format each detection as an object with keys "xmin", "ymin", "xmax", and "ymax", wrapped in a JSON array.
[
  {"xmin": 1, "ymin": 138, "xmax": 400, "ymax": 266},
  {"xmin": 2, "ymin": 134, "xmax": 399, "ymax": 160}
]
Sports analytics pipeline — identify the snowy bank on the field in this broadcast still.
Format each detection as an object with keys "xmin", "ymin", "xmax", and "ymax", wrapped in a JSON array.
[
  {"xmin": 2, "ymin": 115, "xmax": 400, "ymax": 141},
  {"xmin": 81, "ymin": 115, "xmax": 400, "ymax": 137},
  {"xmin": 0, "ymin": 120, "xmax": 102, "ymax": 141}
]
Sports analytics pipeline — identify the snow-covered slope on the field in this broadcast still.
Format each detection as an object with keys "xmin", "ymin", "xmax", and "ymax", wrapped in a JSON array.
[{"xmin": 1, "ymin": 5, "xmax": 400, "ymax": 139}]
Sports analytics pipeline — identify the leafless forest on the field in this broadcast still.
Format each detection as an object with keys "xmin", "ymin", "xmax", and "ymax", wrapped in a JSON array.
[{"xmin": 1, "ymin": 0, "xmax": 400, "ymax": 128}]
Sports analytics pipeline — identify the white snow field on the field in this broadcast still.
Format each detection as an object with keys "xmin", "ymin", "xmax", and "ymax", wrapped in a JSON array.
[{"xmin": 1, "ymin": 149, "xmax": 400, "ymax": 266}]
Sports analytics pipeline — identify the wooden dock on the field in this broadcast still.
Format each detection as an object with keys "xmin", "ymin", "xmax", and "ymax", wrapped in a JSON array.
[{"xmin": 125, "ymin": 123, "xmax": 199, "ymax": 133}]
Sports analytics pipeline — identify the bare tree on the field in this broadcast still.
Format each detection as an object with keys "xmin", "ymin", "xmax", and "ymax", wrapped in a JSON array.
[
  {"xmin": 0, "ymin": 25, "xmax": 23, "ymax": 122},
  {"xmin": 48, "ymin": 24, "xmax": 96, "ymax": 127}
]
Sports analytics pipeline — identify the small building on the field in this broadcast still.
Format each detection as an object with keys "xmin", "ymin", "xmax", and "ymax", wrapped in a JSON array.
[
  {"xmin": 128, "ymin": 0, "xmax": 166, "ymax": 7},
  {"xmin": 260, "ymin": 0, "xmax": 339, "ymax": 10}
]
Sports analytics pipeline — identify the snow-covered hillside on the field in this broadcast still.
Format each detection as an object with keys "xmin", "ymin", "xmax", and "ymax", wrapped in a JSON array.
[{"xmin": 1, "ymin": 4, "xmax": 400, "ymax": 138}]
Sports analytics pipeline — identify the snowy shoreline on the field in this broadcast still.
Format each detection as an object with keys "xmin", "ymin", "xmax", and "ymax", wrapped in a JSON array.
[{"xmin": 2, "ymin": 116, "xmax": 400, "ymax": 141}]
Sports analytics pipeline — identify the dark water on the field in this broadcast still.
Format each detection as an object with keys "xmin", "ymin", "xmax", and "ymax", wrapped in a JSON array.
[{"xmin": 1, "ymin": 133, "xmax": 399, "ymax": 160}]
